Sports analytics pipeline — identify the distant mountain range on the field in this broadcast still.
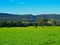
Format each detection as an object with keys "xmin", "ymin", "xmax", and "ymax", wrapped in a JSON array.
[{"xmin": 0, "ymin": 13, "xmax": 60, "ymax": 23}]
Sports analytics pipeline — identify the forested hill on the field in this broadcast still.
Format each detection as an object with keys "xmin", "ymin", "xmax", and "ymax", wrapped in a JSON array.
[{"xmin": 0, "ymin": 13, "xmax": 60, "ymax": 22}]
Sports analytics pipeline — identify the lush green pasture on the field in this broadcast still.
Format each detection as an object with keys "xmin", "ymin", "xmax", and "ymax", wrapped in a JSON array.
[{"xmin": 0, "ymin": 26, "xmax": 60, "ymax": 45}]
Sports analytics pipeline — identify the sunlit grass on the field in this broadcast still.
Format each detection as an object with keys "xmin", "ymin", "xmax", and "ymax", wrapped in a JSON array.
[{"xmin": 0, "ymin": 26, "xmax": 60, "ymax": 45}]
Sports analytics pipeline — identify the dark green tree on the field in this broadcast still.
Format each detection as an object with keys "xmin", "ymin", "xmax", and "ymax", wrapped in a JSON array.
[
  {"xmin": 38, "ymin": 17, "xmax": 48, "ymax": 26},
  {"xmin": 0, "ymin": 21, "xmax": 7, "ymax": 27},
  {"xmin": 15, "ymin": 20, "xmax": 23, "ymax": 27},
  {"xmin": 7, "ymin": 20, "xmax": 14, "ymax": 27}
]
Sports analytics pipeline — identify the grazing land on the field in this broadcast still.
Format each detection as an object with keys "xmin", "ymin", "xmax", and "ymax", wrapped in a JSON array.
[{"xmin": 0, "ymin": 26, "xmax": 60, "ymax": 45}]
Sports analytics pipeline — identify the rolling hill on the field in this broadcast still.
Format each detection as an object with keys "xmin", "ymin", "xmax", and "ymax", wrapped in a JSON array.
[{"xmin": 0, "ymin": 13, "xmax": 60, "ymax": 23}]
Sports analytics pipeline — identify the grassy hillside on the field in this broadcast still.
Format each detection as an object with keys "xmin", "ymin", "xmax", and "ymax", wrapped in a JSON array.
[{"xmin": 0, "ymin": 26, "xmax": 60, "ymax": 45}]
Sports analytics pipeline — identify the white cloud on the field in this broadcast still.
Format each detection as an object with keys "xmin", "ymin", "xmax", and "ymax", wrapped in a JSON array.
[
  {"xmin": 18, "ymin": 2, "xmax": 26, "ymax": 4},
  {"xmin": 10, "ymin": 0, "xmax": 26, "ymax": 4}
]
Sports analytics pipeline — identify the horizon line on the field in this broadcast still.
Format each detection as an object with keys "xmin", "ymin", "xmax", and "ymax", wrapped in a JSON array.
[{"xmin": 0, "ymin": 12, "xmax": 60, "ymax": 15}]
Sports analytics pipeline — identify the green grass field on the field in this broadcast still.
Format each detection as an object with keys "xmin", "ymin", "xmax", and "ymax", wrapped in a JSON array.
[{"xmin": 0, "ymin": 26, "xmax": 60, "ymax": 45}]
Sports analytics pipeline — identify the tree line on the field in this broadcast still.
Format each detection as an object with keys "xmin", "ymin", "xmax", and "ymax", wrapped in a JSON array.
[{"xmin": 0, "ymin": 17, "xmax": 58, "ymax": 27}]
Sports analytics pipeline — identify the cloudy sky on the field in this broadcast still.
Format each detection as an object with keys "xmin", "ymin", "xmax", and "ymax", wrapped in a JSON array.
[{"xmin": 0, "ymin": 0, "xmax": 60, "ymax": 15}]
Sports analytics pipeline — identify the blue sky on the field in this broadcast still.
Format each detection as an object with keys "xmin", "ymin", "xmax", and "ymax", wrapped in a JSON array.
[{"xmin": 0, "ymin": 0, "xmax": 60, "ymax": 15}]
